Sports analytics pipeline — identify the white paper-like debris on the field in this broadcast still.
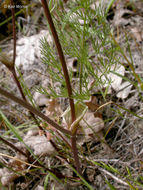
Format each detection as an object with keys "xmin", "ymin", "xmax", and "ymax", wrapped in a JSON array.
[
  {"xmin": 0, "ymin": 168, "xmax": 18, "ymax": 186},
  {"xmin": 79, "ymin": 111, "xmax": 104, "ymax": 143},
  {"xmin": 113, "ymin": 9, "xmax": 133, "ymax": 27},
  {"xmin": 33, "ymin": 91, "xmax": 49, "ymax": 106},
  {"xmin": 35, "ymin": 186, "xmax": 44, "ymax": 190},
  {"xmin": 116, "ymin": 81, "xmax": 132, "ymax": 99},
  {"xmin": 100, "ymin": 64, "xmax": 124, "ymax": 89},
  {"xmin": 0, "ymin": 153, "xmax": 27, "ymax": 186},
  {"xmin": 108, "ymin": 66, "xmax": 132, "ymax": 99},
  {"xmin": 80, "ymin": 112, "xmax": 104, "ymax": 133},
  {"xmin": 13, "ymin": 30, "xmax": 52, "ymax": 70},
  {"xmin": 24, "ymin": 135, "xmax": 55, "ymax": 156},
  {"xmin": 100, "ymin": 64, "xmax": 132, "ymax": 99},
  {"xmin": 110, "ymin": 65, "xmax": 125, "ymax": 91},
  {"xmin": 131, "ymin": 27, "xmax": 142, "ymax": 43}
]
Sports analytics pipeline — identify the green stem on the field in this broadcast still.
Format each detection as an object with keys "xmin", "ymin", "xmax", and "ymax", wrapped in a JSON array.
[
  {"xmin": 41, "ymin": 0, "xmax": 76, "ymax": 123},
  {"xmin": 71, "ymin": 135, "xmax": 82, "ymax": 175},
  {"xmin": 40, "ymin": 0, "xmax": 82, "ymax": 175}
]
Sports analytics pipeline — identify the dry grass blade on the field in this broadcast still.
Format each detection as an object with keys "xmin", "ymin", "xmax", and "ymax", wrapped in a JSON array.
[{"xmin": 0, "ymin": 153, "xmax": 42, "ymax": 169}]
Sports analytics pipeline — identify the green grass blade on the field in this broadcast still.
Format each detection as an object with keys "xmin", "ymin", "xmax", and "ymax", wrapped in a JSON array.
[
  {"xmin": 0, "ymin": 110, "xmax": 44, "ymax": 166},
  {"xmin": 105, "ymin": 0, "xmax": 116, "ymax": 15},
  {"xmin": 0, "ymin": 110, "xmax": 24, "ymax": 142},
  {"xmin": 70, "ymin": 165, "xmax": 94, "ymax": 190},
  {"xmin": 44, "ymin": 174, "xmax": 50, "ymax": 190},
  {"xmin": 48, "ymin": 171, "xmax": 63, "ymax": 185},
  {"xmin": 105, "ymin": 179, "xmax": 117, "ymax": 190},
  {"xmin": 0, "ymin": 9, "xmax": 24, "ymax": 27}
]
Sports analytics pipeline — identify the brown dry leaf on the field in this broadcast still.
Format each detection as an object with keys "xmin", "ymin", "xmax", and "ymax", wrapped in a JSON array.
[
  {"xmin": 0, "ymin": 167, "xmax": 18, "ymax": 186},
  {"xmin": 0, "ymin": 131, "xmax": 54, "ymax": 186},
  {"xmin": 33, "ymin": 92, "xmax": 49, "ymax": 107},
  {"xmin": 84, "ymin": 96, "xmax": 99, "ymax": 111},
  {"xmin": 84, "ymin": 95, "xmax": 102, "ymax": 118},
  {"xmin": 80, "ymin": 112, "xmax": 104, "ymax": 133},
  {"xmin": 79, "ymin": 111, "xmax": 104, "ymax": 144},
  {"xmin": 78, "ymin": 111, "xmax": 114, "ymax": 154},
  {"xmin": 45, "ymin": 98, "xmax": 63, "ymax": 119},
  {"xmin": 8, "ymin": 153, "xmax": 28, "ymax": 171},
  {"xmin": 23, "ymin": 133, "xmax": 56, "ymax": 157},
  {"xmin": 131, "ymin": 27, "xmax": 142, "ymax": 43},
  {"xmin": 113, "ymin": 3, "xmax": 134, "ymax": 27},
  {"xmin": 41, "ymin": 98, "xmax": 63, "ymax": 137},
  {"xmin": 0, "ymin": 153, "xmax": 27, "ymax": 186}
]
